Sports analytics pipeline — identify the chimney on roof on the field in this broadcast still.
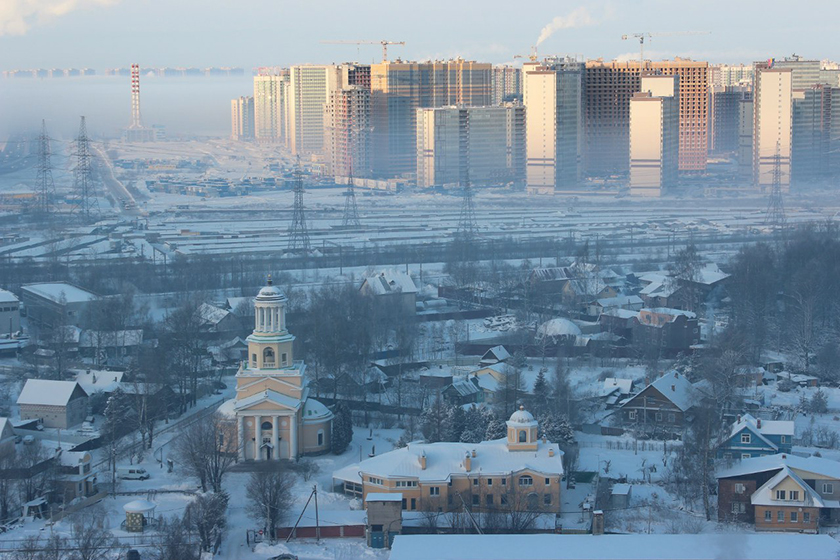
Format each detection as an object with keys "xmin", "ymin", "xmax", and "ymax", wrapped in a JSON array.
[
  {"xmin": 471, "ymin": 449, "xmax": 476, "ymax": 458},
  {"xmin": 464, "ymin": 451, "xmax": 471, "ymax": 472},
  {"xmin": 737, "ymin": 415, "xmax": 741, "ymax": 423},
  {"xmin": 782, "ymin": 454, "xmax": 786, "ymax": 459},
  {"xmin": 757, "ymin": 418, "xmax": 762, "ymax": 429},
  {"xmin": 420, "ymin": 452, "xmax": 426, "ymax": 470},
  {"xmin": 542, "ymin": 434, "xmax": 547, "ymax": 444},
  {"xmin": 671, "ymin": 385, "xmax": 675, "ymax": 392},
  {"xmin": 549, "ymin": 447, "xmax": 555, "ymax": 457}
]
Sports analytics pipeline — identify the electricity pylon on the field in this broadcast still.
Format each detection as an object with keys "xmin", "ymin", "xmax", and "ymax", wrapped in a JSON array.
[
  {"xmin": 288, "ymin": 158, "xmax": 311, "ymax": 253},
  {"xmin": 34, "ymin": 120, "xmax": 56, "ymax": 216},
  {"xmin": 71, "ymin": 116, "xmax": 100, "ymax": 222}
]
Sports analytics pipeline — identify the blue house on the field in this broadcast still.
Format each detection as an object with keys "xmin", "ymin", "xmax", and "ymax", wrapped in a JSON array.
[{"xmin": 717, "ymin": 414, "xmax": 794, "ymax": 460}]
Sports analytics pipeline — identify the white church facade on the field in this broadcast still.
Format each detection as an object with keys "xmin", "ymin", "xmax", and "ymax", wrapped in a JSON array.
[{"xmin": 219, "ymin": 277, "xmax": 333, "ymax": 461}]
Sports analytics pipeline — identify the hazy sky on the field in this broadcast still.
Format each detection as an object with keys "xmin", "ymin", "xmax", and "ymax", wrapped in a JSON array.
[{"xmin": 2, "ymin": 0, "xmax": 839, "ymax": 69}]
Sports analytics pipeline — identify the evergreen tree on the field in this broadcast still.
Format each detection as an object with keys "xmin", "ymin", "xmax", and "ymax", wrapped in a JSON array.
[
  {"xmin": 484, "ymin": 410, "xmax": 507, "ymax": 440},
  {"xmin": 538, "ymin": 413, "xmax": 575, "ymax": 444},
  {"xmin": 331, "ymin": 402, "xmax": 354, "ymax": 455},
  {"xmin": 460, "ymin": 406, "xmax": 488, "ymax": 443},
  {"xmin": 443, "ymin": 404, "xmax": 466, "ymax": 442},
  {"xmin": 420, "ymin": 398, "xmax": 449, "ymax": 443},
  {"xmin": 531, "ymin": 368, "xmax": 549, "ymax": 415}
]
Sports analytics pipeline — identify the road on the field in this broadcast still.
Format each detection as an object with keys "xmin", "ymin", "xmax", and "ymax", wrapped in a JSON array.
[{"xmin": 90, "ymin": 142, "xmax": 140, "ymax": 216}]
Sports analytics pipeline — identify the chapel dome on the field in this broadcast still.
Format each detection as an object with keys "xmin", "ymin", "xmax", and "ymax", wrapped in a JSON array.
[{"xmin": 507, "ymin": 405, "xmax": 537, "ymax": 426}]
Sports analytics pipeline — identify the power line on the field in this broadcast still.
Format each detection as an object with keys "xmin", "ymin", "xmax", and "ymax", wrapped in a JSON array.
[
  {"xmin": 287, "ymin": 157, "xmax": 311, "ymax": 253},
  {"xmin": 70, "ymin": 116, "xmax": 100, "ymax": 222},
  {"xmin": 34, "ymin": 119, "xmax": 56, "ymax": 216},
  {"xmin": 763, "ymin": 142, "xmax": 786, "ymax": 229}
]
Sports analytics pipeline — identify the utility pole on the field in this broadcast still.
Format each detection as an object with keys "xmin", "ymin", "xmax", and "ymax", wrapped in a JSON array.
[
  {"xmin": 341, "ymin": 128, "xmax": 361, "ymax": 228},
  {"xmin": 34, "ymin": 119, "xmax": 56, "ymax": 216},
  {"xmin": 71, "ymin": 116, "xmax": 100, "ymax": 222},
  {"xmin": 288, "ymin": 157, "xmax": 311, "ymax": 253}
]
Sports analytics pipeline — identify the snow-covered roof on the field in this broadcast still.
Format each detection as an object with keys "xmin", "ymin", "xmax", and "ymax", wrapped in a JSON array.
[
  {"xmin": 507, "ymin": 406, "xmax": 537, "ymax": 427},
  {"xmin": 79, "ymin": 329, "xmax": 144, "ymax": 348},
  {"xmin": 601, "ymin": 378, "xmax": 633, "ymax": 397},
  {"xmin": 729, "ymin": 414, "xmax": 794, "ymax": 439},
  {"xmin": 72, "ymin": 369, "xmax": 124, "ymax": 394},
  {"xmin": 718, "ymin": 453, "xmax": 840, "ymax": 480},
  {"xmin": 480, "ymin": 345, "xmax": 510, "ymax": 364},
  {"xmin": 225, "ymin": 297, "xmax": 253, "ymax": 313},
  {"xmin": 750, "ymin": 466, "xmax": 824, "ymax": 508},
  {"xmin": 595, "ymin": 295, "xmax": 643, "ymax": 308},
  {"xmin": 611, "ymin": 483, "xmax": 631, "ymax": 495},
  {"xmin": 334, "ymin": 438, "xmax": 563, "ymax": 484},
  {"xmin": 17, "ymin": 379, "xmax": 86, "ymax": 406},
  {"xmin": 0, "ymin": 418, "xmax": 11, "ymax": 439},
  {"xmin": 642, "ymin": 307, "xmax": 697, "ymax": 320},
  {"xmin": 639, "ymin": 277, "xmax": 679, "ymax": 299},
  {"xmin": 123, "ymin": 499, "xmax": 156, "ymax": 513},
  {"xmin": 366, "ymin": 492, "xmax": 403, "ymax": 503},
  {"xmin": 628, "ymin": 370, "xmax": 695, "ymax": 412},
  {"xmin": 198, "ymin": 302, "xmax": 231, "ymax": 325},
  {"xmin": 0, "ymin": 289, "xmax": 19, "ymax": 304},
  {"xmin": 361, "ymin": 270, "xmax": 418, "ymax": 296},
  {"xmin": 234, "ymin": 389, "xmax": 302, "ymax": 412},
  {"xmin": 21, "ymin": 282, "xmax": 97, "ymax": 304},
  {"xmin": 600, "ymin": 308, "xmax": 639, "ymax": 320},
  {"xmin": 447, "ymin": 378, "xmax": 480, "ymax": 398},
  {"xmin": 217, "ymin": 398, "xmax": 236, "ymax": 419},
  {"xmin": 302, "ymin": 398, "xmax": 333, "ymax": 422},
  {"xmin": 58, "ymin": 449, "xmax": 90, "ymax": 468},
  {"xmin": 537, "ymin": 318, "xmax": 582, "ymax": 338},
  {"xmin": 388, "ymin": 534, "xmax": 840, "ymax": 560},
  {"xmin": 694, "ymin": 264, "xmax": 730, "ymax": 286}
]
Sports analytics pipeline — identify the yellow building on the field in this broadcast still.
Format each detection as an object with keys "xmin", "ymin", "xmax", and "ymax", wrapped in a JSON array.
[
  {"xmin": 333, "ymin": 407, "xmax": 564, "ymax": 513},
  {"xmin": 219, "ymin": 277, "xmax": 333, "ymax": 461}
]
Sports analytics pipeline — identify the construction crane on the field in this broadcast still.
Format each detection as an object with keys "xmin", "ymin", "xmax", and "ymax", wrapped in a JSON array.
[
  {"xmin": 321, "ymin": 40, "xmax": 406, "ymax": 62},
  {"xmin": 621, "ymin": 31, "xmax": 711, "ymax": 65}
]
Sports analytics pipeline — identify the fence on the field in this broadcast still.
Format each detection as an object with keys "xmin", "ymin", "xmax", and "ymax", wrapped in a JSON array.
[{"xmin": 577, "ymin": 440, "xmax": 677, "ymax": 453}]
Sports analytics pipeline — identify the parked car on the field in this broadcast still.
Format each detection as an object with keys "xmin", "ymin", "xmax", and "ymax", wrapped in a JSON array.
[{"xmin": 117, "ymin": 467, "xmax": 150, "ymax": 480}]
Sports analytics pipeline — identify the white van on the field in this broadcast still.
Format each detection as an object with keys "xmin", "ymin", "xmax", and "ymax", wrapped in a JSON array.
[{"xmin": 117, "ymin": 467, "xmax": 150, "ymax": 480}]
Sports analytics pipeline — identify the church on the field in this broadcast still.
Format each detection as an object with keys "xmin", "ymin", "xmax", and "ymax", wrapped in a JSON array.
[{"xmin": 219, "ymin": 277, "xmax": 333, "ymax": 461}]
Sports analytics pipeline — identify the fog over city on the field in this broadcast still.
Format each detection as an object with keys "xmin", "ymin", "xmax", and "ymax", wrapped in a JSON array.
[{"xmin": 1, "ymin": 2, "xmax": 840, "ymax": 560}]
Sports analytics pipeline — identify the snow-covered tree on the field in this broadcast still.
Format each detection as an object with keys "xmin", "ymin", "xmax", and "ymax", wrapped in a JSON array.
[
  {"xmin": 531, "ymin": 368, "xmax": 549, "ymax": 415},
  {"xmin": 459, "ymin": 406, "xmax": 488, "ymax": 443},
  {"xmin": 331, "ymin": 402, "xmax": 354, "ymax": 455},
  {"xmin": 184, "ymin": 491, "xmax": 229, "ymax": 553},
  {"xmin": 484, "ymin": 410, "xmax": 507, "ymax": 441},
  {"xmin": 421, "ymin": 398, "xmax": 449, "ymax": 443},
  {"xmin": 443, "ymin": 404, "xmax": 466, "ymax": 442},
  {"xmin": 246, "ymin": 467, "xmax": 295, "ymax": 540},
  {"xmin": 538, "ymin": 414, "xmax": 575, "ymax": 444}
]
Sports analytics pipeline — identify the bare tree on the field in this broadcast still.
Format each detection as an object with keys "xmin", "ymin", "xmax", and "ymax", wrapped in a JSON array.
[
  {"xmin": 173, "ymin": 413, "xmax": 238, "ymax": 493},
  {"xmin": 150, "ymin": 516, "xmax": 199, "ymax": 560},
  {"xmin": 184, "ymin": 492, "xmax": 228, "ymax": 553},
  {"xmin": 69, "ymin": 509, "xmax": 117, "ymax": 560},
  {"xmin": 245, "ymin": 466, "xmax": 296, "ymax": 540}
]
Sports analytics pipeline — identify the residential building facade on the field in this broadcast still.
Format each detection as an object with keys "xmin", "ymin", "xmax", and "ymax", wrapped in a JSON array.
[
  {"xmin": 253, "ymin": 71, "xmax": 289, "ymax": 143},
  {"xmin": 753, "ymin": 64, "xmax": 793, "ymax": 191},
  {"xmin": 629, "ymin": 75, "xmax": 679, "ymax": 196},
  {"xmin": 717, "ymin": 414, "xmax": 794, "ymax": 460},
  {"xmin": 230, "ymin": 96, "xmax": 255, "ymax": 140}
]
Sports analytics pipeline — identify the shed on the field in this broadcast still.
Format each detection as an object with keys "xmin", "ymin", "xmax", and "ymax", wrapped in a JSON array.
[{"xmin": 610, "ymin": 483, "xmax": 632, "ymax": 509}]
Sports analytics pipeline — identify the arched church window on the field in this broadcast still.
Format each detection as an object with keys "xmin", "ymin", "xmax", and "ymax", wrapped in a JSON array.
[
  {"xmin": 519, "ymin": 430, "xmax": 527, "ymax": 443},
  {"xmin": 261, "ymin": 421, "xmax": 272, "ymax": 431}
]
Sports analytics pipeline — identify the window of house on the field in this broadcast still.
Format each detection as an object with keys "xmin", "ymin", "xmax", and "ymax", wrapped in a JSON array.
[
  {"xmin": 261, "ymin": 421, "xmax": 272, "ymax": 431},
  {"xmin": 402, "ymin": 498, "xmax": 406, "ymax": 510},
  {"xmin": 519, "ymin": 476, "xmax": 533, "ymax": 487},
  {"xmin": 804, "ymin": 512, "xmax": 811, "ymax": 523},
  {"xmin": 731, "ymin": 502, "xmax": 746, "ymax": 514},
  {"xmin": 317, "ymin": 430, "xmax": 324, "ymax": 446},
  {"xmin": 823, "ymin": 483, "xmax": 834, "ymax": 494},
  {"xmin": 777, "ymin": 510, "xmax": 784, "ymax": 522},
  {"xmin": 487, "ymin": 479, "xmax": 493, "ymax": 486},
  {"xmin": 741, "ymin": 433, "xmax": 751, "ymax": 444},
  {"xmin": 263, "ymin": 348, "xmax": 274, "ymax": 363},
  {"xmin": 790, "ymin": 511, "xmax": 798, "ymax": 522},
  {"xmin": 281, "ymin": 352, "xmax": 288, "ymax": 365},
  {"xmin": 430, "ymin": 487, "xmax": 440, "ymax": 496},
  {"xmin": 790, "ymin": 491, "xmax": 799, "ymax": 501},
  {"xmin": 655, "ymin": 412, "xmax": 663, "ymax": 422},
  {"xmin": 775, "ymin": 490, "xmax": 786, "ymax": 501},
  {"xmin": 411, "ymin": 498, "xmax": 416, "ymax": 510},
  {"xmin": 486, "ymin": 495, "xmax": 493, "ymax": 506},
  {"xmin": 472, "ymin": 495, "xmax": 479, "ymax": 506},
  {"xmin": 742, "ymin": 453, "xmax": 751, "ymax": 460},
  {"xmin": 734, "ymin": 483, "xmax": 746, "ymax": 494},
  {"xmin": 780, "ymin": 436, "xmax": 786, "ymax": 443},
  {"xmin": 501, "ymin": 478, "xmax": 507, "ymax": 486},
  {"xmin": 628, "ymin": 411, "xmax": 637, "ymax": 420},
  {"xmin": 545, "ymin": 478, "xmax": 550, "ymax": 486},
  {"xmin": 473, "ymin": 478, "xmax": 479, "ymax": 486},
  {"xmin": 252, "ymin": 353, "xmax": 257, "ymax": 364},
  {"xmin": 765, "ymin": 510, "xmax": 772, "ymax": 522},
  {"xmin": 519, "ymin": 430, "xmax": 527, "ymax": 442},
  {"xmin": 544, "ymin": 493, "xmax": 552, "ymax": 505}
]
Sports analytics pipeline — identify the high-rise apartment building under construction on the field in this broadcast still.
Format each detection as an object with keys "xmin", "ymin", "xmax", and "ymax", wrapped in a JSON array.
[
  {"xmin": 584, "ymin": 58, "xmax": 709, "ymax": 176},
  {"xmin": 370, "ymin": 59, "xmax": 492, "ymax": 178}
]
